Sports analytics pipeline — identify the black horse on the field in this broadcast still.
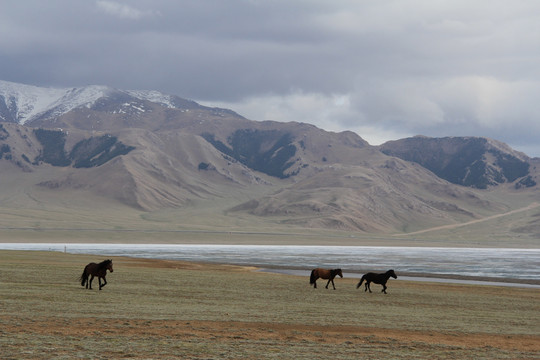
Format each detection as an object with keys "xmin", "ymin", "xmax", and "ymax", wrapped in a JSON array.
[
  {"xmin": 80, "ymin": 259, "xmax": 114, "ymax": 290},
  {"xmin": 310, "ymin": 268, "xmax": 343, "ymax": 290},
  {"xmin": 356, "ymin": 269, "xmax": 397, "ymax": 294}
]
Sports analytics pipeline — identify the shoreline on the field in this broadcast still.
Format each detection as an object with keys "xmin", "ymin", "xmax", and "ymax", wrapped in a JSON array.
[
  {"xmin": 258, "ymin": 267, "xmax": 540, "ymax": 288},
  {"xmin": 1, "ymin": 242, "xmax": 539, "ymax": 288},
  {"xmin": 2, "ymin": 248, "xmax": 539, "ymax": 288},
  {"xmin": 1, "ymin": 235, "xmax": 539, "ymax": 248}
]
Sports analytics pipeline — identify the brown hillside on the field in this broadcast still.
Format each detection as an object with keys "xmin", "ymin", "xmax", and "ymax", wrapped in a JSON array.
[{"xmin": 1, "ymin": 92, "xmax": 538, "ymax": 240}]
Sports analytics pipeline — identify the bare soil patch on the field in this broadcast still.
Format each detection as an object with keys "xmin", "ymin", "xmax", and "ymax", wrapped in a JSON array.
[{"xmin": 2, "ymin": 316, "xmax": 538, "ymax": 352}]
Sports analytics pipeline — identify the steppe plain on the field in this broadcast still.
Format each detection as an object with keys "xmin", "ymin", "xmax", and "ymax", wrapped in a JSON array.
[
  {"xmin": 1, "ymin": 248, "xmax": 539, "ymax": 359},
  {"xmin": 1, "ymin": 181, "xmax": 539, "ymax": 358}
]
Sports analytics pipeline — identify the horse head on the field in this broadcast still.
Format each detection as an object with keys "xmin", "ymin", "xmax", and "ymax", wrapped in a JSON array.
[
  {"xmin": 106, "ymin": 259, "xmax": 114, "ymax": 273},
  {"xmin": 388, "ymin": 269, "xmax": 397, "ymax": 279},
  {"xmin": 335, "ymin": 268, "xmax": 343, "ymax": 278}
]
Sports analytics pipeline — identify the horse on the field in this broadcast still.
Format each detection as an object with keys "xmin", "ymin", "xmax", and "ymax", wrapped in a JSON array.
[
  {"xmin": 356, "ymin": 269, "xmax": 397, "ymax": 294},
  {"xmin": 310, "ymin": 268, "xmax": 343, "ymax": 290},
  {"xmin": 80, "ymin": 259, "xmax": 114, "ymax": 290}
]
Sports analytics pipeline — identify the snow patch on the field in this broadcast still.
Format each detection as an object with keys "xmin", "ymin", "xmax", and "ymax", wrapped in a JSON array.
[
  {"xmin": 0, "ymin": 80, "xmax": 111, "ymax": 124},
  {"xmin": 0, "ymin": 80, "xmax": 186, "ymax": 125},
  {"xmin": 0, "ymin": 80, "xmax": 66, "ymax": 124},
  {"xmin": 126, "ymin": 89, "xmax": 176, "ymax": 108}
]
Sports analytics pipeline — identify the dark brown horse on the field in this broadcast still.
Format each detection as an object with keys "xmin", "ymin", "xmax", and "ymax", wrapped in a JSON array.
[
  {"xmin": 356, "ymin": 269, "xmax": 397, "ymax": 294},
  {"xmin": 80, "ymin": 259, "xmax": 114, "ymax": 290},
  {"xmin": 310, "ymin": 268, "xmax": 343, "ymax": 290}
]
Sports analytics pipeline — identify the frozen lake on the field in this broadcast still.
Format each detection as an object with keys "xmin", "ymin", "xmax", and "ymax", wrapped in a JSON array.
[{"xmin": 1, "ymin": 243, "xmax": 539, "ymax": 286}]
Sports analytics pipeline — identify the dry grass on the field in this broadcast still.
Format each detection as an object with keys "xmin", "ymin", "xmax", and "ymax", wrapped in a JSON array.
[{"xmin": 1, "ymin": 250, "xmax": 539, "ymax": 359}]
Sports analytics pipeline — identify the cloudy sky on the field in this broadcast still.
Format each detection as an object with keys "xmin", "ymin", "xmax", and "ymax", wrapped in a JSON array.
[{"xmin": 2, "ymin": 1, "xmax": 540, "ymax": 157}]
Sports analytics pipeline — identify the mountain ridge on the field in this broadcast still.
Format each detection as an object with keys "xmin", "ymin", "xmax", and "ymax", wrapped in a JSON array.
[
  {"xmin": 379, "ymin": 136, "xmax": 535, "ymax": 189},
  {"xmin": 0, "ymin": 80, "xmax": 243, "ymax": 126},
  {"xmin": 0, "ymin": 80, "xmax": 539, "ymax": 239}
]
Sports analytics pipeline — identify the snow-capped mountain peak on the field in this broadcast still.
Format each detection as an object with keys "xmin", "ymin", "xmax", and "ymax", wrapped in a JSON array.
[
  {"xmin": 0, "ymin": 80, "xmax": 227, "ymax": 126},
  {"xmin": 0, "ymin": 80, "xmax": 114, "ymax": 124}
]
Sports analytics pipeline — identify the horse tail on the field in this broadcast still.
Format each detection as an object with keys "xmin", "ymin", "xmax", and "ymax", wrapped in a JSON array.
[
  {"xmin": 80, "ymin": 268, "xmax": 88, "ymax": 286},
  {"xmin": 356, "ymin": 275, "xmax": 365, "ymax": 289},
  {"xmin": 310, "ymin": 269, "xmax": 316, "ymax": 285}
]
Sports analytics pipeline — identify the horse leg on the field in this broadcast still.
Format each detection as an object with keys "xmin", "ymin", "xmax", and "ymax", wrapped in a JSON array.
[
  {"xmin": 88, "ymin": 275, "xmax": 94, "ymax": 289},
  {"xmin": 100, "ymin": 277, "xmax": 107, "ymax": 290},
  {"xmin": 325, "ymin": 279, "xmax": 331, "ymax": 289},
  {"xmin": 366, "ymin": 281, "xmax": 372, "ymax": 293},
  {"xmin": 330, "ymin": 279, "xmax": 336, "ymax": 290},
  {"xmin": 381, "ymin": 283, "xmax": 387, "ymax": 294}
]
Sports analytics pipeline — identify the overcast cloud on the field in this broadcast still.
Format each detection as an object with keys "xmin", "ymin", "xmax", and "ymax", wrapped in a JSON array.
[{"xmin": 1, "ymin": 1, "xmax": 539, "ymax": 156}]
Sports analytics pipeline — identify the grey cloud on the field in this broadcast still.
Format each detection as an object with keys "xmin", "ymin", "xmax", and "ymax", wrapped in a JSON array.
[
  {"xmin": 96, "ymin": 1, "xmax": 159, "ymax": 20},
  {"xmin": 1, "ymin": 0, "xmax": 540, "ymax": 156}
]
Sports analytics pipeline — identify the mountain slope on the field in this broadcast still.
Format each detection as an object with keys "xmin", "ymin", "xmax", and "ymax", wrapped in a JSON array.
[
  {"xmin": 0, "ymin": 80, "xmax": 538, "ymax": 238},
  {"xmin": 229, "ymin": 153, "xmax": 501, "ymax": 233},
  {"xmin": 379, "ymin": 136, "xmax": 536, "ymax": 189}
]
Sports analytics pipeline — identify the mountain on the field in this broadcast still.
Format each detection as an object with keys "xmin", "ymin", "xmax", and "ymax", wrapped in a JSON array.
[
  {"xmin": 1, "ymin": 80, "xmax": 539, "ymax": 240},
  {"xmin": 0, "ymin": 79, "xmax": 242, "ymax": 126},
  {"xmin": 379, "ymin": 136, "xmax": 536, "ymax": 189}
]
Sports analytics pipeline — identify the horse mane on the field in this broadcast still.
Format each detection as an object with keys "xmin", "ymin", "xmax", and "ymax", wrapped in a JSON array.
[{"xmin": 98, "ymin": 259, "xmax": 112, "ymax": 268}]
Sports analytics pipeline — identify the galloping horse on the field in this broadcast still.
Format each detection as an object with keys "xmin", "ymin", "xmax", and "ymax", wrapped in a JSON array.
[
  {"xmin": 356, "ymin": 269, "xmax": 397, "ymax": 294},
  {"xmin": 80, "ymin": 259, "xmax": 114, "ymax": 290},
  {"xmin": 310, "ymin": 268, "xmax": 343, "ymax": 290}
]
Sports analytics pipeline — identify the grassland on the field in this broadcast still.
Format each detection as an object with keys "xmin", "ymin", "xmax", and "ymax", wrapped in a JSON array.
[
  {"xmin": 1, "ymin": 201, "xmax": 539, "ymax": 248},
  {"xmin": 1, "ymin": 250, "xmax": 539, "ymax": 359}
]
